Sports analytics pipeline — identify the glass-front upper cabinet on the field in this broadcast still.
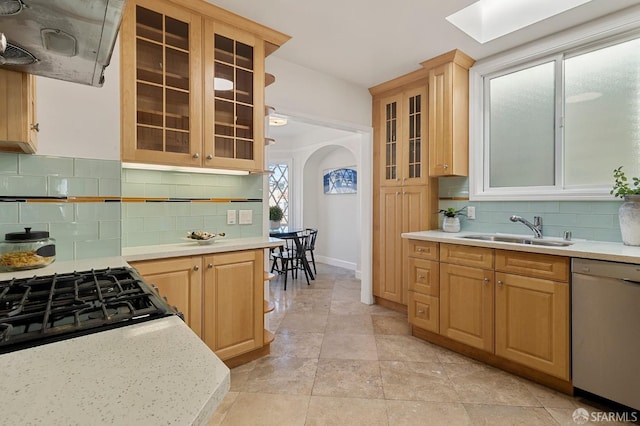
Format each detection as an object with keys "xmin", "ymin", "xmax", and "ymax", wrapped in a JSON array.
[
  {"xmin": 379, "ymin": 85, "xmax": 428, "ymax": 187},
  {"xmin": 204, "ymin": 22, "xmax": 264, "ymax": 171},
  {"xmin": 121, "ymin": 0, "xmax": 202, "ymax": 166}
]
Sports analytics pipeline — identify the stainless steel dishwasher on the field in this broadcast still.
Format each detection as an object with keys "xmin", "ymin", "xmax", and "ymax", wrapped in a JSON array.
[{"xmin": 572, "ymin": 258, "xmax": 640, "ymax": 411}]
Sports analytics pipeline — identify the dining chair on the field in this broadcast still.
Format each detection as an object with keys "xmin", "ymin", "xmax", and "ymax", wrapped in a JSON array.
[
  {"xmin": 270, "ymin": 232, "xmax": 310, "ymax": 290},
  {"xmin": 303, "ymin": 228, "xmax": 318, "ymax": 275}
]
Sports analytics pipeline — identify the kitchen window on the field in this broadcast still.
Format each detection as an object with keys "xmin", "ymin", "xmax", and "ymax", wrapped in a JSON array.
[
  {"xmin": 268, "ymin": 163, "xmax": 290, "ymax": 226},
  {"xmin": 470, "ymin": 31, "xmax": 640, "ymax": 200}
]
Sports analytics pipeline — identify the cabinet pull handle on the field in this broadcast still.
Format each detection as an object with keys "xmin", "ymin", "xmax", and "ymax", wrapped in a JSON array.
[
  {"xmin": 417, "ymin": 309, "xmax": 425, "ymax": 314},
  {"xmin": 208, "ymin": 263, "xmax": 213, "ymax": 269},
  {"xmin": 193, "ymin": 265, "xmax": 199, "ymax": 271},
  {"xmin": 193, "ymin": 153, "xmax": 200, "ymax": 159},
  {"xmin": 30, "ymin": 123, "xmax": 40, "ymax": 132},
  {"xmin": 497, "ymin": 280, "xmax": 503, "ymax": 287},
  {"xmin": 418, "ymin": 275, "xmax": 425, "ymax": 279},
  {"xmin": 206, "ymin": 154, "xmax": 213, "ymax": 160},
  {"xmin": 417, "ymin": 248, "xmax": 424, "ymax": 252}
]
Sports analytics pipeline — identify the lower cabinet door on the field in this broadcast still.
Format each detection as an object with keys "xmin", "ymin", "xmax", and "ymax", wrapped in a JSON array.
[
  {"xmin": 440, "ymin": 263, "xmax": 494, "ymax": 351},
  {"xmin": 130, "ymin": 256, "xmax": 203, "ymax": 337},
  {"xmin": 203, "ymin": 250, "xmax": 263, "ymax": 360},
  {"xmin": 495, "ymin": 272, "xmax": 569, "ymax": 380},
  {"xmin": 408, "ymin": 291, "xmax": 439, "ymax": 333}
]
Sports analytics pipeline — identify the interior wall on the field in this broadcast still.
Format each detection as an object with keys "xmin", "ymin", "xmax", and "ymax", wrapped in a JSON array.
[
  {"xmin": 303, "ymin": 146, "xmax": 359, "ymax": 270},
  {"xmin": 265, "ymin": 56, "xmax": 372, "ymax": 129},
  {"xmin": 35, "ymin": 40, "xmax": 121, "ymax": 160}
]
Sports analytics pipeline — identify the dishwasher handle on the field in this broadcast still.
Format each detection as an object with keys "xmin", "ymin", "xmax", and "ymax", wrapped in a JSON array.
[{"xmin": 621, "ymin": 278, "xmax": 640, "ymax": 286}]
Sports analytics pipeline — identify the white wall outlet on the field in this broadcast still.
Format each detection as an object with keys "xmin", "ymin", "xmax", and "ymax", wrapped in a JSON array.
[
  {"xmin": 467, "ymin": 206, "xmax": 476, "ymax": 220},
  {"xmin": 239, "ymin": 210, "xmax": 252, "ymax": 225},
  {"xmin": 226, "ymin": 210, "xmax": 237, "ymax": 225}
]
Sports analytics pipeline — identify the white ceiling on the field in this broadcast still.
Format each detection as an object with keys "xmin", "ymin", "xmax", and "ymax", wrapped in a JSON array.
[
  {"xmin": 207, "ymin": 0, "xmax": 640, "ymax": 88},
  {"xmin": 206, "ymin": 0, "xmax": 640, "ymax": 148}
]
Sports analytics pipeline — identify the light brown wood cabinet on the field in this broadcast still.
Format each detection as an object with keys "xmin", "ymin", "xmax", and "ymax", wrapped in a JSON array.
[
  {"xmin": 421, "ymin": 50, "xmax": 475, "ymax": 177},
  {"xmin": 439, "ymin": 244, "xmax": 494, "ymax": 351},
  {"xmin": 202, "ymin": 250, "xmax": 263, "ymax": 360},
  {"xmin": 379, "ymin": 185, "xmax": 431, "ymax": 304},
  {"xmin": 411, "ymin": 242, "xmax": 570, "ymax": 381},
  {"xmin": 130, "ymin": 256, "xmax": 203, "ymax": 337},
  {"xmin": 0, "ymin": 69, "xmax": 38, "ymax": 154},
  {"xmin": 372, "ymin": 77, "xmax": 437, "ymax": 307},
  {"xmin": 120, "ymin": 0, "xmax": 288, "ymax": 172},
  {"xmin": 494, "ymin": 249, "xmax": 569, "ymax": 379},
  {"xmin": 130, "ymin": 248, "xmax": 269, "ymax": 363},
  {"xmin": 495, "ymin": 272, "xmax": 569, "ymax": 379},
  {"xmin": 378, "ymin": 84, "xmax": 429, "ymax": 187},
  {"xmin": 406, "ymin": 240, "xmax": 439, "ymax": 332}
]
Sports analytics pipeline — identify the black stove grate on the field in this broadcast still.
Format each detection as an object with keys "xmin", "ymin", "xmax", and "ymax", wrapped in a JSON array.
[{"xmin": 0, "ymin": 267, "xmax": 176, "ymax": 353}]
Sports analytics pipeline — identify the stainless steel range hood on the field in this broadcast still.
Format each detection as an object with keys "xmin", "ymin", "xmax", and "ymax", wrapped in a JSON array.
[{"xmin": 0, "ymin": 0, "xmax": 126, "ymax": 87}]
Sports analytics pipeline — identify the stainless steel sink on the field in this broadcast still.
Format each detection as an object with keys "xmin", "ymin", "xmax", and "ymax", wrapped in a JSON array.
[{"xmin": 458, "ymin": 234, "xmax": 574, "ymax": 247}]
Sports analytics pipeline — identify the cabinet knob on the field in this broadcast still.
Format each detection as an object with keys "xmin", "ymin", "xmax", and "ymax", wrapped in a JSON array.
[
  {"xmin": 443, "ymin": 164, "xmax": 449, "ymax": 169},
  {"xmin": 151, "ymin": 283, "xmax": 159, "ymax": 293},
  {"xmin": 163, "ymin": 296, "xmax": 168, "ymax": 302},
  {"xmin": 30, "ymin": 123, "xmax": 40, "ymax": 132},
  {"xmin": 418, "ymin": 275, "xmax": 425, "ymax": 279},
  {"xmin": 206, "ymin": 154, "xmax": 213, "ymax": 160},
  {"xmin": 208, "ymin": 263, "xmax": 213, "ymax": 269},
  {"xmin": 193, "ymin": 265, "xmax": 199, "ymax": 271},
  {"xmin": 193, "ymin": 153, "xmax": 200, "ymax": 159},
  {"xmin": 417, "ymin": 248, "xmax": 424, "ymax": 252},
  {"xmin": 497, "ymin": 280, "xmax": 503, "ymax": 287},
  {"xmin": 483, "ymin": 277, "xmax": 489, "ymax": 283}
]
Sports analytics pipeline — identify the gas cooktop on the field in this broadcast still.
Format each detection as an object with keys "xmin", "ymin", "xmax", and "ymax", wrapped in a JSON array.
[{"xmin": 0, "ymin": 267, "xmax": 177, "ymax": 353}]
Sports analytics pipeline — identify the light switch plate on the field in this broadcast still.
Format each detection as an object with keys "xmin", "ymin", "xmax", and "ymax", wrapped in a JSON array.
[
  {"xmin": 227, "ymin": 210, "xmax": 237, "ymax": 225},
  {"xmin": 239, "ymin": 210, "xmax": 252, "ymax": 225}
]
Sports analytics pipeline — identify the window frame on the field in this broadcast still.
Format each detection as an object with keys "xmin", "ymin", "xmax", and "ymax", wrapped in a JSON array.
[{"xmin": 469, "ymin": 19, "xmax": 640, "ymax": 201}]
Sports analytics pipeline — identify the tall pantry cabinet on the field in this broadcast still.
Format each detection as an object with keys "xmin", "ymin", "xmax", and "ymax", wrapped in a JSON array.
[
  {"xmin": 370, "ymin": 49, "xmax": 473, "ymax": 309},
  {"xmin": 371, "ymin": 79, "xmax": 437, "ymax": 308}
]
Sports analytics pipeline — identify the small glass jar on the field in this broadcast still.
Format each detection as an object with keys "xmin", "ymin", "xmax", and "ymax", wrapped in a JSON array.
[{"xmin": 0, "ymin": 227, "xmax": 56, "ymax": 271}]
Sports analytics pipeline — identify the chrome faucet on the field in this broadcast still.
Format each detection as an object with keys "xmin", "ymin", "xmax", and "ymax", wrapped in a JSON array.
[{"xmin": 510, "ymin": 215, "xmax": 543, "ymax": 238}]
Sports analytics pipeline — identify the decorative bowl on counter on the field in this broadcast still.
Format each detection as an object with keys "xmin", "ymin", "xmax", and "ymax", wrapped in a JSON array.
[{"xmin": 183, "ymin": 231, "xmax": 226, "ymax": 245}]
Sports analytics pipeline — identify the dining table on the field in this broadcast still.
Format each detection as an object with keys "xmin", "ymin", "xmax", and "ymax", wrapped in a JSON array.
[{"xmin": 269, "ymin": 227, "xmax": 315, "ymax": 280}]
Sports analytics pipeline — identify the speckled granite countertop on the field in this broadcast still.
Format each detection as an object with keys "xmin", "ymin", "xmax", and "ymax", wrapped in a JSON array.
[
  {"xmin": 122, "ymin": 236, "xmax": 284, "ymax": 262},
  {"xmin": 0, "ymin": 257, "xmax": 230, "ymax": 425},
  {"xmin": 402, "ymin": 230, "xmax": 640, "ymax": 264}
]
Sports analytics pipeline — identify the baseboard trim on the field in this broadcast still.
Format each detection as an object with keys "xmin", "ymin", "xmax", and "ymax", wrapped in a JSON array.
[{"xmin": 315, "ymin": 255, "xmax": 357, "ymax": 271}]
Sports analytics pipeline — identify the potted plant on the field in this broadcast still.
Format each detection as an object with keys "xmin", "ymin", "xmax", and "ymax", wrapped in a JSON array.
[
  {"xmin": 437, "ymin": 207, "xmax": 467, "ymax": 233},
  {"xmin": 269, "ymin": 205, "xmax": 284, "ymax": 230},
  {"xmin": 611, "ymin": 166, "xmax": 640, "ymax": 246}
]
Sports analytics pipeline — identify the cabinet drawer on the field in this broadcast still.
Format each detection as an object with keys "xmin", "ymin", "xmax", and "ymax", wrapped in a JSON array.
[
  {"xmin": 407, "ymin": 239, "xmax": 439, "ymax": 260},
  {"xmin": 440, "ymin": 243, "xmax": 494, "ymax": 269},
  {"xmin": 408, "ymin": 258, "xmax": 439, "ymax": 296},
  {"xmin": 495, "ymin": 250, "xmax": 569, "ymax": 282},
  {"xmin": 408, "ymin": 291, "xmax": 439, "ymax": 333}
]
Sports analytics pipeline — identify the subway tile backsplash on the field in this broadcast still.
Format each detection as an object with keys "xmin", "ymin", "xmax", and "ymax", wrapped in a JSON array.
[
  {"xmin": 438, "ymin": 177, "xmax": 624, "ymax": 242},
  {"xmin": 0, "ymin": 153, "xmax": 121, "ymax": 261},
  {"xmin": 121, "ymin": 168, "xmax": 264, "ymax": 247}
]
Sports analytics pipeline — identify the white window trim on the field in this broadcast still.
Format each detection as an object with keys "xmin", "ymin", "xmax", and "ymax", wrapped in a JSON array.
[{"xmin": 469, "ymin": 6, "xmax": 640, "ymax": 201}]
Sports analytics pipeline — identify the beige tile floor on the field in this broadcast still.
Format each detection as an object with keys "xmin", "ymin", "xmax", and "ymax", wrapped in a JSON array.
[{"xmin": 210, "ymin": 263, "xmax": 633, "ymax": 426}]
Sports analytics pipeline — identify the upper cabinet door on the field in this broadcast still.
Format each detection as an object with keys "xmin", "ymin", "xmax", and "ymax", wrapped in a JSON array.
[
  {"xmin": 0, "ymin": 69, "xmax": 38, "ymax": 154},
  {"xmin": 379, "ymin": 86, "xmax": 428, "ymax": 187},
  {"xmin": 427, "ymin": 52, "xmax": 473, "ymax": 177},
  {"xmin": 402, "ymin": 87, "xmax": 428, "ymax": 186},
  {"xmin": 120, "ymin": 0, "xmax": 203, "ymax": 166},
  {"xmin": 203, "ymin": 22, "xmax": 264, "ymax": 172}
]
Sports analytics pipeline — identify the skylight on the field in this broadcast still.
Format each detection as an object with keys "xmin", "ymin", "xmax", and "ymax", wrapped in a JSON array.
[{"xmin": 446, "ymin": 0, "xmax": 593, "ymax": 44}]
